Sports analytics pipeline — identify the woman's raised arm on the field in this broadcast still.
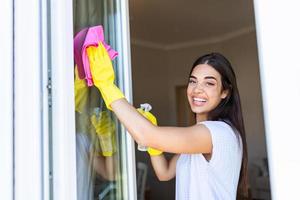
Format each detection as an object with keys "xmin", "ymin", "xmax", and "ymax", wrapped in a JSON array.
[{"xmin": 111, "ymin": 99, "xmax": 212, "ymax": 154}]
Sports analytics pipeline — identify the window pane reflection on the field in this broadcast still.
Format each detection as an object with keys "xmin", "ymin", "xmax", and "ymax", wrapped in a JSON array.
[{"xmin": 73, "ymin": 1, "xmax": 123, "ymax": 199}]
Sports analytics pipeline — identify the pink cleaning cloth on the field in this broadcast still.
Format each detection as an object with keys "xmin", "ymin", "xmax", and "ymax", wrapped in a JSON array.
[
  {"xmin": 74, "ymin": 25, "xmax": 118, "ymax": 86},
  {"xmin": 74, "ymin": 27, "xmax": 89, "ymax": 79}
]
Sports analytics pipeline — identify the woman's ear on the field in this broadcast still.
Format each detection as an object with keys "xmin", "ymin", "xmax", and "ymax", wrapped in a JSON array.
[{"xmin": 221, "ymin": 89, "xmax": 229, "ymax": 99}]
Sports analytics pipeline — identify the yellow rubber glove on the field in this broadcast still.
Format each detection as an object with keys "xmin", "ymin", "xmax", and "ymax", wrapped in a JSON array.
[
  {"xmin": 137, "ymin": 108, "xmax": 162, "ymax": 156},
  {"xmin": 91, "ymin": 110, "xmax": 116, "ymax": 157},
  {"xmin": 87, "ymin": 43, "xmax": 124, "ymax": 110},
  {"xmin": 74, "ymin": 65, "xmax": 88, "ymax": 113}
]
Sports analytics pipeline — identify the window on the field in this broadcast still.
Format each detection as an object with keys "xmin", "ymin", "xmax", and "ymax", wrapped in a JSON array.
[{"xmin": 73, "ymin": 1, "xmax": 135, "ymax": 199}]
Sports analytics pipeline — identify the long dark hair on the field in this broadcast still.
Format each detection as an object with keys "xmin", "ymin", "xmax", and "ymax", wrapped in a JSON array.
[{"xmin": 189, "ymin": 52, "xmax": 248, "ymax": 198}]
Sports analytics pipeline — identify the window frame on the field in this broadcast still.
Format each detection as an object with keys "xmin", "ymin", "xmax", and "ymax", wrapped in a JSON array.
[
  {"xmin": 50, "ymin": 0, "xmax": 136, "ymax": 199},
  {"xmin": 254, "ymin": 1, "xmax": 300, "ymax": 199},
  {"xmin": 0, "ymin": 0, "xmax": 13, "ymax": 199}
]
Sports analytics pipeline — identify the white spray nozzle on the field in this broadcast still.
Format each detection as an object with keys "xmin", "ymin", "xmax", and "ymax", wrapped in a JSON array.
[
  {"xmin": 138, "ymin": 103, "xmax": 152, "ymax": 152},
  {"xmin": 140, "ymin": 103, "xmax": 152, "ymax": 112}
]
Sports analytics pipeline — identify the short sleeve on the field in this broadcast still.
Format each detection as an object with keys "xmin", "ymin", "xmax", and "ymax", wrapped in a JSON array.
[{"xmin": 200, "ymin": 121, "xmax": 241, "ymax": 165}]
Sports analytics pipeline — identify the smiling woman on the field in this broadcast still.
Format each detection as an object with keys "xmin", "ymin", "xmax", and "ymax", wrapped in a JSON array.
[
  {"xmin": 185, "ymin": 53, "xmax": 249, "ymax": 198},
  {"xmin": 187, "ymin": 64, "xmax": 228, "ymax": 122},
  {"xmin": 88, "ymin": 48, "xmax": 248, "ymax": 199}
]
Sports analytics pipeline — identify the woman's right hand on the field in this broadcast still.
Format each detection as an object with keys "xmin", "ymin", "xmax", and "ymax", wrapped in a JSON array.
[{"xmin": 88, "ymin": 42, "xmax": 125, "ymax": 110}]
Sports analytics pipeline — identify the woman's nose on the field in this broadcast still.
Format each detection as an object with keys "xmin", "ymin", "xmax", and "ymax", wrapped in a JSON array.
[{"xmin": 193, "ymin": 83, "xmax": 204, "ymax": 93}]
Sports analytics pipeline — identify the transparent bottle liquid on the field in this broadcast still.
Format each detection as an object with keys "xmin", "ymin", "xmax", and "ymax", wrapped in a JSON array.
[{"xmin": 137, "ymin": 103, "xmax": 152, "ymax": 151}]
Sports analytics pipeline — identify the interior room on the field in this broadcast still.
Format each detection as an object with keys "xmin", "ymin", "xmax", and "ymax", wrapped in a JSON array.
[{"xmin": 129, "ymin": 0, "xmax": 271, "ymax": 199}]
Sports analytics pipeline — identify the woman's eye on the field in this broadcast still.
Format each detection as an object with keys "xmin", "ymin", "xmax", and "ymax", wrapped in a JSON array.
[
  {"xmin": 206, "ymin": 82, "xmax": 215, "ymax": 86},
  {"xmin": 188, "ymin": 79, "xmax": 196, "ymax": 84}
]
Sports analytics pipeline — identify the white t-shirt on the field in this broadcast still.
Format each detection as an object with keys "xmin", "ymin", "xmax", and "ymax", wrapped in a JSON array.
[{"xmin": 176, "ymin": 121, "xmax": 242, "ymax": 200}]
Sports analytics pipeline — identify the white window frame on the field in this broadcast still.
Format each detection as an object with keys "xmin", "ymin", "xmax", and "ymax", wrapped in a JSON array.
[
  {"xmin": 13, "ymin": 0, "xmax": 45, "ymax": 199},
  {"xmin": 254, "ymin": 1, "xmax": 300, "ymax": 199},
  {"xmin": 49, "ymin": 0, "xmax": 77, "ymax": 199},
  {"xmin": 0, "ymin": 0, "xmax": 13, "ymax": 199},
  {"xmin": 49, "ymin": 0, "xmax": 136, "ymax": 199},
  {"xmin": 115, "ymin": 1, "xmax": 137, "ymax": 199}
]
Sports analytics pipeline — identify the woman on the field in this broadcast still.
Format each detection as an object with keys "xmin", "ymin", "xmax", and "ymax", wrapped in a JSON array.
[{"xmin": 88, "ymin": 44, "xmax": 248, "ymax": 199}]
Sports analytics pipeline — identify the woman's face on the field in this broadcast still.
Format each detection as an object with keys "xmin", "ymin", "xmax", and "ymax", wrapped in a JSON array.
[{"xmin": 187, "ymin": 64, "xmax": 228, "ymax": 122}]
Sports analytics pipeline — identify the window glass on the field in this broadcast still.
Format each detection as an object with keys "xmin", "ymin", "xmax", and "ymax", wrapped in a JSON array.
[{"xmin": 73, "ymin": 1, "xmax": 123, "ymax": 199}]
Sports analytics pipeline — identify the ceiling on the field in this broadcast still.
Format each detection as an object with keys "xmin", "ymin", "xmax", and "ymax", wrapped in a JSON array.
[{"xmin": 129, "ymin": 0, "xmax": 256, "ymax": 47}]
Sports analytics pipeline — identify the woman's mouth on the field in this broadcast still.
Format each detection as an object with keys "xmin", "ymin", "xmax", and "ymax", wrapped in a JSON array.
[{"xmin": 192, "ymin": 97, "xmax": 207, "ymax": 106}]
